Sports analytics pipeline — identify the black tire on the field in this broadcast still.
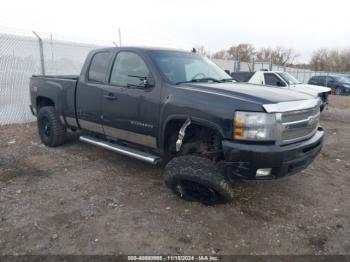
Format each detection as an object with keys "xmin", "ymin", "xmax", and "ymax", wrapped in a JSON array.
[
  {"xmin": 164, "ymin": 155, "xmax": 234, "ymax": 205},
  {"xmin": 37, "ymin": 106, "xmax": 66, "ymax": 147}
]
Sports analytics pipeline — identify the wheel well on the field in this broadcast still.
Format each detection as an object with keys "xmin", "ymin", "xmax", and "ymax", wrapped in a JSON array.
[
  {"xmin": 36, "ymin": 96, "xmax": 55, "ymax": 111},
  {"xmin": 164, "ymin": 119, "xmax": 223, "ymax": 161}
]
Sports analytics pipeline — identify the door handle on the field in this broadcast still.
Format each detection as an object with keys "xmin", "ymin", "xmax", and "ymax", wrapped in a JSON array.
[{"xmin": 104, "ymin": 93, "xmax": 118, "ymax": 100}]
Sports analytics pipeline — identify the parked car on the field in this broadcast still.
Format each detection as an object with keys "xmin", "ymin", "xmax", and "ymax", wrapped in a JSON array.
[
  {"xmin": 29, "ymin": 47, "xmax": 324, "ymax": 204},
  {"xmin": 231, "ymin": 71, "xmax": 331, "ymax": 111},
  {"xmin": 308, "ymin": 75, "xmax": 350, "ymax": 95}
]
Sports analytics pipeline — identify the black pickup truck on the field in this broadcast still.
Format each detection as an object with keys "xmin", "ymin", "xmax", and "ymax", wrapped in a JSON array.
[{"xmin": 29, "ymin": 47, "xmax": 324, "ymax": 204}]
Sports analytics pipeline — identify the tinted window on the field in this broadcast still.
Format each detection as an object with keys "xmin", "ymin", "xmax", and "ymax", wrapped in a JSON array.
[
  {"xmin": 110, "ymin": 52, "xmax": 149, "ymax": 87},
  {"xmin": 309, "ymin": 76, "xmax": 322, "ymax": 84},
  {"xmin": 88, "ymin": 52, "xmax": 110, "ymax": 82},
  {"xmin": 265, "ymin": 73, "xmax": 283, "ymax": 86},
  {"xmin": 310, "ymin": 76, "xmax": 319, "ymax": 81}
]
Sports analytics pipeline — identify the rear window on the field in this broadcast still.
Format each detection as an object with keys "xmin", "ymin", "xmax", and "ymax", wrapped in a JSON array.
[{"xmin": 88, "ymin": 52, "xmax": 110, "ymax": 83}]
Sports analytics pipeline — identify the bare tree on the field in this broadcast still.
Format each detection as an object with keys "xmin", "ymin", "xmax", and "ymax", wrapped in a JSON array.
[
  {"xmin": 310, "ymin": 48, "xmax": 350, "ymax": 72},
  {"xmin": 211, "ymin": 49, "xmax": 230, "ymax": 59},
  {"xmin": 227, "ymin": 43, "xmax": 255, "ymax": 62},
  {"xmin": 256, "ymin": 47, "xmax": 298, "ymax": 66}
]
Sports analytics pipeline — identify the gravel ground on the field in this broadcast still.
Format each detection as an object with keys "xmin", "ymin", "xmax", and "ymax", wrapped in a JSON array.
[{"xmin": 0, "ymin": 96, "xmax": 349, "ymax": 255}]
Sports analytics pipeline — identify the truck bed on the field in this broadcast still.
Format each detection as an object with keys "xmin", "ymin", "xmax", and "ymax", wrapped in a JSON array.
[{"xmin": 29, "ymin": 75, "xmax": 79, "ymax": 126}]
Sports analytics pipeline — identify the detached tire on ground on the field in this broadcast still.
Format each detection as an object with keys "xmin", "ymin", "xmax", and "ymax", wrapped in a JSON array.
[
  {"xmin": 164, "ymin": 155, "xmax": 235, "ymax": 204},
  {"xmin": 37, "ymin": 106, "xmax": 66, "ymax": 147}
]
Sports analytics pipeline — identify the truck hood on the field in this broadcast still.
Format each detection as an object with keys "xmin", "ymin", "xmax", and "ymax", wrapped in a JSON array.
[
  {"xmin": 177, "ymin": 82, "xmax": 315, "ymax": 104},
  {"xmin": 289, "ymin": 84, "xmax": 331, "ymax": 96}
]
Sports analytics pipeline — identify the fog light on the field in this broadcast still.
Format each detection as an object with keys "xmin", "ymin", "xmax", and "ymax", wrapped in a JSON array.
[{"xmin": 256, "ymin": 168, "xmax": 272, "ymax": 177}]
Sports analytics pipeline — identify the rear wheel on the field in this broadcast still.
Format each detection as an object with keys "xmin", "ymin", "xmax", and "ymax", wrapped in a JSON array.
[
  {"xmin": 37, "ymin": 106, "xmax": 66, "ymax": 147},
  {"xmin": 164, "ymin": 155, "xmax": 234, "ymax": 205}
]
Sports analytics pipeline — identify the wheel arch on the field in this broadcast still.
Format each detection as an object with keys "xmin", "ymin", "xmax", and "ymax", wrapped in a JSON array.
[
  {"xmin": 160, "ymin": 115, "xmax": 225, "ymax": 153},
  {"xmin": 36, "ymin": 96, "xmax": 55, "ymax": 111}
]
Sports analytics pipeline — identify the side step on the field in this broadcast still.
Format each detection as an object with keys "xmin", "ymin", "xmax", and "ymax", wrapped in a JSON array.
[{"xmin": 79, "ymin": 135, "xmax": 161, "ymax": 164}]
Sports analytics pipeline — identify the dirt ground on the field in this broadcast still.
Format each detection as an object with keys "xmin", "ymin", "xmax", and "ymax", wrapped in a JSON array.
[{"xmin": 0, "ymin": 96, "xmax": 349, "ymax": 255}]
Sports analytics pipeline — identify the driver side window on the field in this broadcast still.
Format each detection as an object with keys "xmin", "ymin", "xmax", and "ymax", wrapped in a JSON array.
[
  {"xmin": 265, "ymin": 73, "xmax": 285, "ymax": 86},
  {"xmin": 110, "ymin": 52, "xmax": 149, "ymax": 87}
]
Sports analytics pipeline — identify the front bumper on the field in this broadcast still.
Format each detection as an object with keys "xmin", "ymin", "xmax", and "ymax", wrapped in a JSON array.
[{"xmin": 222, "ymin": 127, "xmax": 324, "ymax": 180}]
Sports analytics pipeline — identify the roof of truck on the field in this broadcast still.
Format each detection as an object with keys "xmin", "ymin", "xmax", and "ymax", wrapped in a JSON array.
[{"xmin": 93, "ymin": 46, "xmax": 191, "ymax": 53}]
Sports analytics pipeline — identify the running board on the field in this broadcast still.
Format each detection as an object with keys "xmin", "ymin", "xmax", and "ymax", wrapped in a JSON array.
[{"xmin": 79, "ymin": 135, "xmax": 160, "ymax": 164}]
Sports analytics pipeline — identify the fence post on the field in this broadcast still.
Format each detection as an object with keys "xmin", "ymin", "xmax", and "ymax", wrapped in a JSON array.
[
  {"xmin": 269, "ymin": 60, "xmax": 272, "ymax": 71},
  {"xmin": 296, "ymin": 69, "xmax": 299, "ymax": 81},
  {"xmin": 32, "ymin": 31, "xmax": 45, "ymax": 75},
  {"xmin": 234, "ymin": 53, "xmax": 240, "ymax": 72},
  {"xmin": 252, "ymin": 57, "xmax": 255, "ymax": 72}
]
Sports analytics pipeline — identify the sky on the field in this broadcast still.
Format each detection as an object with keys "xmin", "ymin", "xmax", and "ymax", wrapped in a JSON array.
[{"xmin": 0, "ymin": 0, "xmax": 349, "ymax": 63}]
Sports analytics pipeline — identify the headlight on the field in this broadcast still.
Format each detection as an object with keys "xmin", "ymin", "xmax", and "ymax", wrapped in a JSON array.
[{"xmin": 234, "ymin": 111, "xmax": 277, "ymax": 141}]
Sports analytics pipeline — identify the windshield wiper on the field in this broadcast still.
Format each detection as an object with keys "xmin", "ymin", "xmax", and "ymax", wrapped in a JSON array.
[{"xmin": 175, "ymin": 77, "xmax": 222, "ymax": 85}]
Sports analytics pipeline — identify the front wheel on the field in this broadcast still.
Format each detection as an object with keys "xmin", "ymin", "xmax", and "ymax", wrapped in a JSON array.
[
  {"xmin": 164, "ymin": 155, "xmax": 235, "ymax": 205},
  {"xmin": 37, "ymin": 106, "xmax": 66, "ymax": 147}
]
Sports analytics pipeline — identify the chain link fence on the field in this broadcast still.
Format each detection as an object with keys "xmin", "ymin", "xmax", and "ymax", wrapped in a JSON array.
[
  {"xmin": 0, "ymin": 28, "xmax": 108, "ymax": 125},
  {"xmin": 212, "ymin": 59, "xmax": 349, "ymax": 84}
]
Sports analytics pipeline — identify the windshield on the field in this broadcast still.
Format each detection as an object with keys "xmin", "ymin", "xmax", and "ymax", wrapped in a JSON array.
[
  {"xmin": 277, "ymin": 72, "xmax": 301, "ymax": 85},
  {"xmin": 336, "ymin": 76, "xmax": 350, "ymax": 84},
  {"xmin": 149, "ymin": 50, "xmax": 231, "ymax": 85}
]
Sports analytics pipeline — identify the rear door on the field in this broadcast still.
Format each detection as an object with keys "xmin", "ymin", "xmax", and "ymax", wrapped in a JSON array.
[
  {"xmin": 75, "ymin": 51, "xmax": 113, "ymax": 134},
  {"xmin": 101, "ymin": 50, "xmax": 160, "ymax": 149}
]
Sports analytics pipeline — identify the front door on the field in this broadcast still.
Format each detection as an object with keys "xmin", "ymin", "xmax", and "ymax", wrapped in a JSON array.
[{"xmin": 101, "ymin": 51, "xmax": 160, "ymax": 149}]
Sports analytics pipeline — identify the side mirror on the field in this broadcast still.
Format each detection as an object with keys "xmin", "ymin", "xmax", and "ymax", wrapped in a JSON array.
[
  {"xmin": 224, "ymin": 70, "xmax": 231, "ymax": 75},
  {"xmin": 127, "ymin": 74, "xmax": 155, "ymax": 89},
  {"xmin": 277, "ymin": 81, "xmax": 286, "ymax": 87},
  {"xmin": 143, "ymin": 76, "xmax": 155, "ymax": 88}
]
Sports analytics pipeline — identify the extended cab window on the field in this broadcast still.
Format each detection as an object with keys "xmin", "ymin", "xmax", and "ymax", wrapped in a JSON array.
[
  {"xmin": 265, "ymin": 73, "xmax": 284, "ymax": 86},
  {"xmin": 110, "ymin": 52, "xmax": 149, "ymax": 87},
  {"xmin": 88, "ymin": 52, "xmax": 110, "ymax": 83}
]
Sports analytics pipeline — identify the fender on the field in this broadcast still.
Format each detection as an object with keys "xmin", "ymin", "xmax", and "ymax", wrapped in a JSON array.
[{"xmin": 30, "ymin": 76, "xmax": 78, "ymax": 126}]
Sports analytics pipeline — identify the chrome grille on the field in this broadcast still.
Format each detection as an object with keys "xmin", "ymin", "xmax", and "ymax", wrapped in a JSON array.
[{"xmin": 280, "ymin": 106, "xmax": 320, "ymax": 145}]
